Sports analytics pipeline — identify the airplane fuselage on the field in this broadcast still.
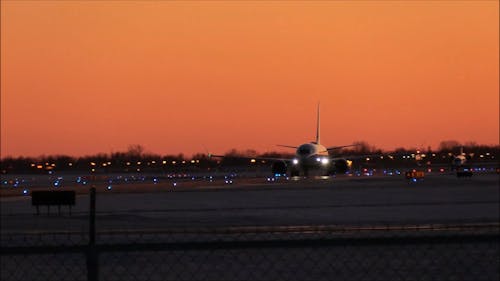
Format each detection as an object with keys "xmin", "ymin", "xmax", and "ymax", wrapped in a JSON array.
[
  {"xmin": 293, "ymin": 142, "xmax": 330, "ymax": 167},
  {"xmin": 453, "ymin": 154, "xmax": 467, "ymax": 167},
  {"xmin": 452, "ymin": 148, "xmax": 469, "ymax": 168}
]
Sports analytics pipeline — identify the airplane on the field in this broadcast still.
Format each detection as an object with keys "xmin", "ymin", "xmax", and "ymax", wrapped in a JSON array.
[
  {"xmin": 210, "ymin": 104, "xmax": 367, "ymax": 177},
  {"xmin": 451, "ymin": 147, "xmax": 473, "ymax": 170}
]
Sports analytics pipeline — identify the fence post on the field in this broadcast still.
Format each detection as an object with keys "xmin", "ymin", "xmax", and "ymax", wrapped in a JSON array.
[{"xmin": 87, "ymin": 187, "xmax": 98, "ymax": 281}]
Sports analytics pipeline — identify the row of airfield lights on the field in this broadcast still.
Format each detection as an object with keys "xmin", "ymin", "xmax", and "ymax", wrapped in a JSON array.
[
  {"xmin": 25, "ymin": 152, "xmax": 496, "ymax": 172},
  {"xmin": 5, "ymin": 173, "xmax": 233, "ymax": 195},
  {"xmin": 77, "ymin": 174, "xmax": 225, "ymax": 190},
  {"xmin": 12, "ymin": 151, "xmax": 500, "ymax": 177},
  {"xmin": 12, "ymin": 151, "xmax": 500, "ymax": 178},
  {"xmin": 6, "ymin": 165, "xmax": 498, "ymax": 196},
  {"xmin": 29, "ymin": 159, "xmax": 205, "ymax": 173},
  {"xmin": 17, "ymin": 160, "xmax": 493, "ymax": 191},
  {"xmin": 7, "ymin": 152, "xmax": 497, "ymax": 195}
]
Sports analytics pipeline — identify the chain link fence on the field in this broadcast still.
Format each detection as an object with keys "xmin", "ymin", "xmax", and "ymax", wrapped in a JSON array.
[{"xmin": 1, "ymin": 223, "xmax": 498, "ymax": 281}]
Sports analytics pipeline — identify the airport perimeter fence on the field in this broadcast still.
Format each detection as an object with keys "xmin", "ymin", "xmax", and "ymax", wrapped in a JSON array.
[{"xmin": 1, "ymin": 223, "xmax": 499, "ymax": 281}]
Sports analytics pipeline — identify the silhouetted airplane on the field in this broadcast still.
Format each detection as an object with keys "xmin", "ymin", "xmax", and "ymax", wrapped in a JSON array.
[
  {"xmin": 210, "ymin": 104, "xmax": 372, "ymax": 177},
  {"xmin": 451, "ymin": 147, "xmax": 473, "ymax": 170}
]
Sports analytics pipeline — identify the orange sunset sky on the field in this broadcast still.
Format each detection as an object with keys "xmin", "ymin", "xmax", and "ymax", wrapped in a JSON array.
[{"xmin": 1, "ymin": 1, "xmax": 498, "ymax": 158}]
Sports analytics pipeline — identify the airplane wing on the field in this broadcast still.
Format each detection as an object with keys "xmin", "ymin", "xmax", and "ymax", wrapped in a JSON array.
[
  {"xmin": 208, "ymin": 153, "xmax": 293, "ymax": 163},
  {"xmin": 326, "ymin": 144, "xmax": 359, "ymax": 151},
  {"xmin": 277, "ymin": 145, "xmax": 298, "ymax": 149},
  {"xmin": 329, "ymin": 155, "xmax": 374, "ymax": 161}
]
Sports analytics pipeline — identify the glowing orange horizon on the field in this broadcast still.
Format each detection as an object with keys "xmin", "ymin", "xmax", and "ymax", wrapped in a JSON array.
[{"xmin": 1, "ymin": 1, "xmax": 498, "ymax": 158}]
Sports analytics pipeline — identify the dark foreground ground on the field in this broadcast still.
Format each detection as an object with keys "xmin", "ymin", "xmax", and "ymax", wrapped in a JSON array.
[{"xmin": 1, "ymin": 173, "xmax": 499, "ymax": 281}]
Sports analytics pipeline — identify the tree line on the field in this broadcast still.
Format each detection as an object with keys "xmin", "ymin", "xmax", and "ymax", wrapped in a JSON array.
[{"xmin": 1, "ymin": 142, "xmax": 498, "ymax": 174}]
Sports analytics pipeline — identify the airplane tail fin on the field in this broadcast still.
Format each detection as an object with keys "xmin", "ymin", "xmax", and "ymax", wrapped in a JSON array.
[{"xmin": 316, "ymin": 102, "xmax": 320, "ymax": 144}]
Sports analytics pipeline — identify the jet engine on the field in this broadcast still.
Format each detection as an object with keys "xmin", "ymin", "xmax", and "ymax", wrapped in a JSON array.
[
  {"xmin": 334, "ymin": 159, "xmax": 349, "ymax": 174},
  {"xmin": 271, "ymin": 161, "xmax": 287, "ymax": 175}
]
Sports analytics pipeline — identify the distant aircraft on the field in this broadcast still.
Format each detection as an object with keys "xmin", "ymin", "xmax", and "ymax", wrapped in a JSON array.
[
  {"xmin": 210, "ymin": 104, "xmax": 369, "ymax": 177},
  {"xmin": 451, "ymin": 147, "xmax": 473, "ymax": 170}
]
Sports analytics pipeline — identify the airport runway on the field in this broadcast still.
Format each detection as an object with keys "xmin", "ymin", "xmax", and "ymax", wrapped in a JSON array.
[{"xmin": 1, "ymin": 174, "xmax": 498, "ymax": 232}]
